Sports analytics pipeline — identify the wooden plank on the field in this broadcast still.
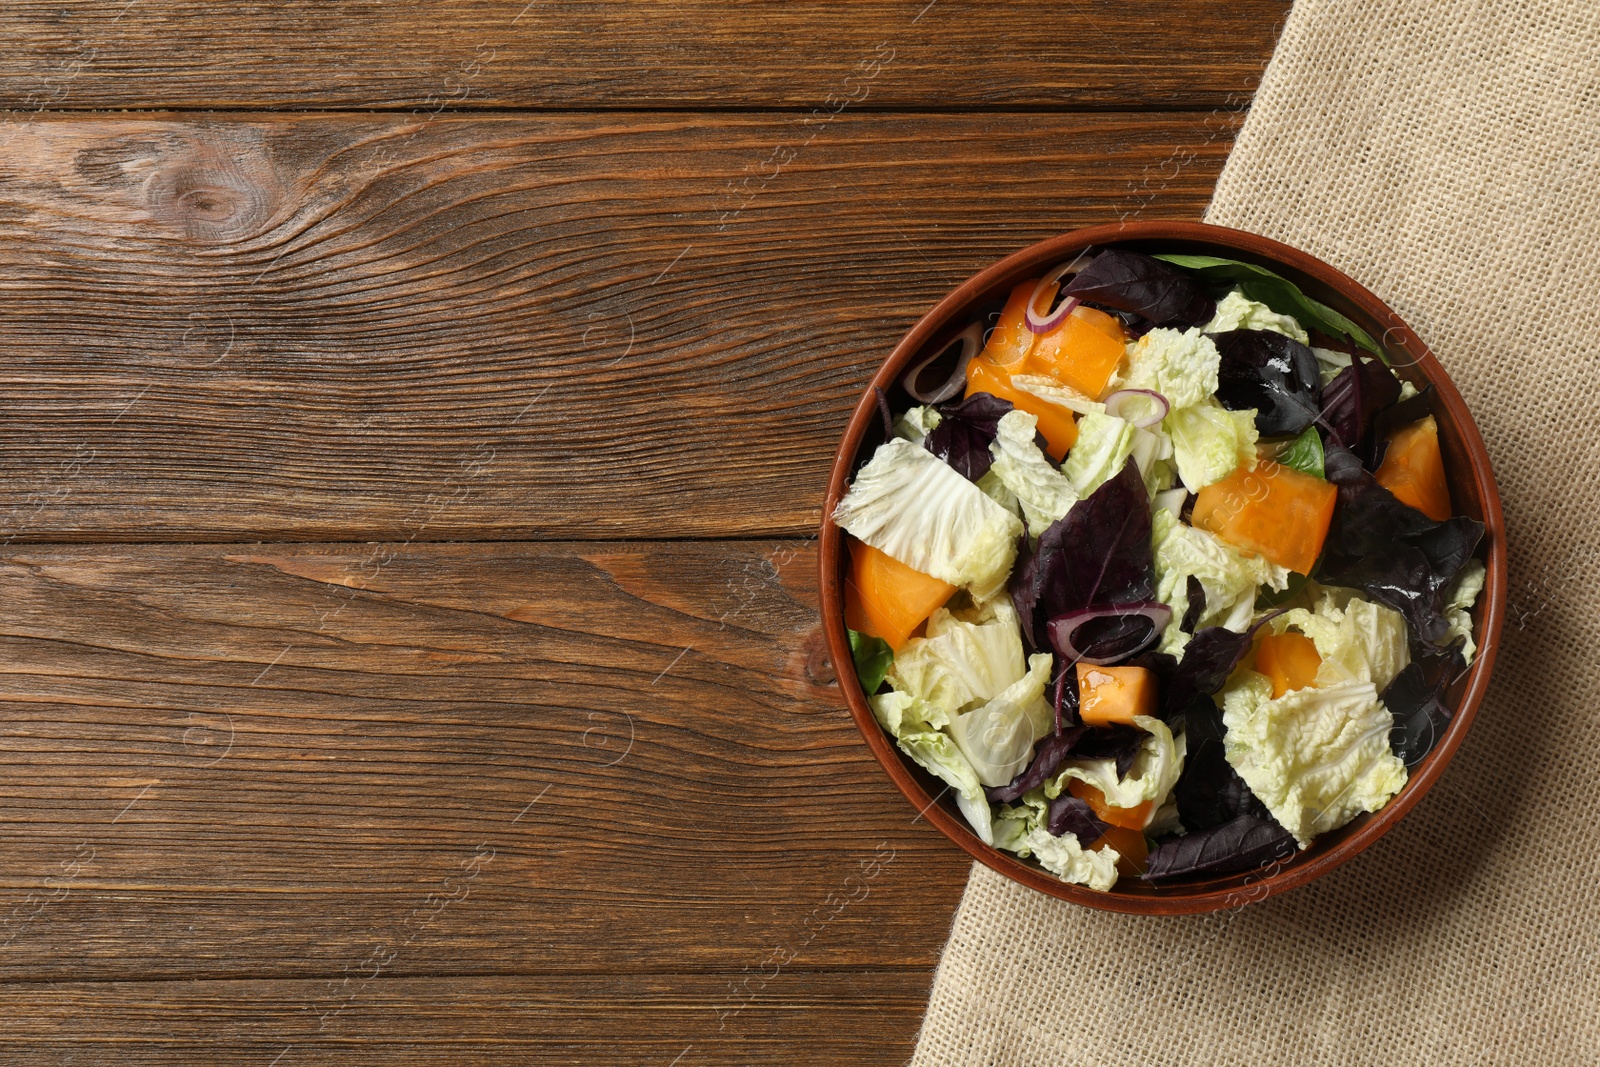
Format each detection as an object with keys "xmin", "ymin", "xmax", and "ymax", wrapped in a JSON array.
[
  {"xmin": 0, "ymin": 539, "xmax": 970, "ymax": 981},
  {"xmin": 0, "ymin": 972, "xmax": 935, "ymax": 1065},
  {"xmin": 0, "ymin": 1, "xmax": 1287, "ymax": 112},
  {"xmin": 0, "ymin": 110, "xmax": 1240, "ymax": 543}
]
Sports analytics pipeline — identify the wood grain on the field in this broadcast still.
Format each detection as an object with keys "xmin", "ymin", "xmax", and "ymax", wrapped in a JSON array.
[
  {"xmin": 0, "ymin": 973, "xmax": 937, "ymax": 1065},
  {"xmin": 0, "ymin": 5, "xmax": 1285, "ymax": 1055},
  {"xmin": 0, "ymin": 110, "xmax": 1240, "ymax": 544},
  {"xmin": 0, "ymin": 539, "xmax": 970, "ymax": 986},
  {"xmin": 0, "ymin": 1, "xmax": 1287, "ymax": 112}
]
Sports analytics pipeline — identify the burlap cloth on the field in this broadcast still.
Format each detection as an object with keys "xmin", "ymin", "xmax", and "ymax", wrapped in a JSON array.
[{"xmin": 912, "ymin": 2, "xmax": 1600, "ymax": 1063}]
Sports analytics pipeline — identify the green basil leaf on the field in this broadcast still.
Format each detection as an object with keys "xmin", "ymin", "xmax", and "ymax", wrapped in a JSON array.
[
  {"xmin": 1152, "ymin": 253, "xmax": 1383, "ymax": 358},
  {"xmin": 847, "ymin": 629, "xmax": 894, "ymax": 695},
  {"xmin": 1278, "ymin": 425, "xmax": 1325, "ymax": 478}
]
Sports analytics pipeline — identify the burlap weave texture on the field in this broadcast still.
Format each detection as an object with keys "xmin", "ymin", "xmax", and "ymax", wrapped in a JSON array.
[{"xmin": 913, "ymin": 2, "xmax": 1600, "ymax": 1063}]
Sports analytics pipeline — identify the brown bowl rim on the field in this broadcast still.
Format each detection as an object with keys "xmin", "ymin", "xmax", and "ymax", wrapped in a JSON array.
[{"xmin": 818, "ymin": 219, "xmax": 1505, "ymax": 915}]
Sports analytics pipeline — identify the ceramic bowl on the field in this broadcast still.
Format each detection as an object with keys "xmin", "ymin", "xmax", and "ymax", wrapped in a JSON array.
[{"xmin": 818, "ymin": 220, "xmax": 1505, "ymax": 914}]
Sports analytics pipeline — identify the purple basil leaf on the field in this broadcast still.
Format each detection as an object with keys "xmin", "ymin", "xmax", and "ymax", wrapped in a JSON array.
[
  {"xmin": 1063, "ymin": 249, "xmax": 1215, "ymax": 327},
  {"xmin": 1413, "ymin": 633, "xmax": 1469, "ymax": 679},
  {"xmin": 1144, "ymin": 814, "xmax": 1297, "ymax": 881},
  {"xmin": 1071, "ymin": 724, "xmax": 1147, "ymax": 779},
  {"xmin": 1382, "ymin": 660, "xmax": 1456, "ymax": 766},
  {"xmin": 1324, "ymin": 552, "xmax": 1454, "ymax": 645},
  {"xmin": 1180, "ymin": 575, "xmax": 1206, "ymax": 633},
  {"xmin": 873, "ymin": 386, "xmax": 894, "ymax": 442},
  {"xmin": 985, "ymin": 727, "xmax": 1086, "ymax": 803},
  {"xmin": 1411, "ymin": 518, "xmax": 1485, "ymax": 585},
  {"xmin": 1124, "ymin": 646, "xmax": 1178, "ymax": 694},
  {"xmin": 1160, "ymin": 625, "xmax": 1254, "ymax": 719},
  {"xmin": 1323, "ymin": 444, "xmax": 1436, "ymax": 552},
  {"xmin": 1320, "ymin": 354, "xmax": 1401, "ymax": 460},
  {"xmin": 1172, "ymin": 695, "xmax": 1270, "ymax": 831},
  {"xmin": 852, "ymin": 387, "xmax": 897, "ymax": 477},
  {"xmin": 1124, "ymin": 648, "xmax": 1179, "ymax": 676},
  {"xmin": 1047, "ymin": 794, "xmax": 1111, "ymax": 845},
  {"xmin": 1010, "ymin": 531, "xmax": 1043, "ymax": 650},
  {"xmin": 1369, "ymin": 383, "xmax": 1436, "ymax": 469},
  {"xmin": 924, "ymin": 392, "xmax": 1014, "ymax": 482},
  {"xmin": 1212, "ymin": 329, "xmax": 1323, "ymax": 435},
  {"xmin": 1319, "ymin": 444, "xmax": 1485, "ymax": 646},
  {"xmin": 1052, "ymin": 661, "xmax": 1083, "ymax": 731},
  {"xmin": 1052, "ymin": 667, "xmax": 1066, "ymax": 734},
  {"xmin": 1318, "ymin": 362, "xmax": 1360, "ymax": 451},
  {"xmin": 1017, "ymin": 459, "xmax": 1155, "ymax": 642}
]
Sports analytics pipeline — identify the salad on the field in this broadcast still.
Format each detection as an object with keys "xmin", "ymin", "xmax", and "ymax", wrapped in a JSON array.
[{"xmin": 834, "ymin": 247, "xmax": 1486, "ymax": 891}]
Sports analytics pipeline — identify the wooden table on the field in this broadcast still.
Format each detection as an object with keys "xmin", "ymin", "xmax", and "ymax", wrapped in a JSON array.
[{"xmin": 0, "ymin": 4, "xmax": 1285, "ymax": 1061}]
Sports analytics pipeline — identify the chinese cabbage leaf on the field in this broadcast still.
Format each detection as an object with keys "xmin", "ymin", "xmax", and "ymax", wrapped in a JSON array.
[{"xmin": 834, "ymin": 437, "xmax": 1024, "ymax": 600}]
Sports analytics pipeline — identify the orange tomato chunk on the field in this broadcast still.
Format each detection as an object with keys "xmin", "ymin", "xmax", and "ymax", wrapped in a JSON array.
[
  {"xmin": 843, "ymin": 539, "xmax": 956, "ymax": 651},
  {"xmin": 1075, "ymin": 663, "xmax": 1156, "ymax": 727},
  {"xmin": 977, "ymin": 281, "xmax": 1038, "ymax": 370},
  {"xmin": 1028, "ymin": 305, "xmax": 1127, "ymax": 399},
  {"xmin": 1255, "ymin": 631, "xmax": 1322, "ymax": 698},
  {"xmin": 1192, "ymin": 461, "xmax": 1338, "ymax": 575},
  {"xmin": 1068, "ymin": 778, "xmax": 1154, "ymax": 831},
  {"xmin": 1088, "ymin": 823, "xmax": 1149, "ymax": 876},
  {"xmin": 965, "ymin": 358, "xmax": 1079, "ymax": 458},
  {"xmin": 1375, "ymin": 415, "xmax": 1452, "ymax": 521},
  {"xmin": 1072, "ymin": 304, "xmax": 1128, "ymax": 342}
]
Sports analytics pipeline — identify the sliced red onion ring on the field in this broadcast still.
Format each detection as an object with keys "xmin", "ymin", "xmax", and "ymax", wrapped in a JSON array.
[
  {"xmin": 1046, "ymin": 602, "xmax": 1173, "ymax": 666},
  {"xmin": 901, "ymin": 321, "xmax": 984, "ymax": 404},
  {"xmin": 1025, "ymin": 257, "xmax": 1088, "ymax": 334},
  {"xmin": 1103, "ymin": 388, "xmax": 1170, "ymax": 428}
]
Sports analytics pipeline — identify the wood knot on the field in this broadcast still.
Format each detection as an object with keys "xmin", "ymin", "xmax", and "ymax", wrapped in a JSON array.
[
  {"xmin": 93, "ymin": 132, "xmax": 287, "ymax": 245},
  {"xmin": 148, "ymin": 160, "xmax": 278, "ymax": 244},
  {"xmin": 802, "ymin": 626, "xmax": 837, "ymax": 688}
]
